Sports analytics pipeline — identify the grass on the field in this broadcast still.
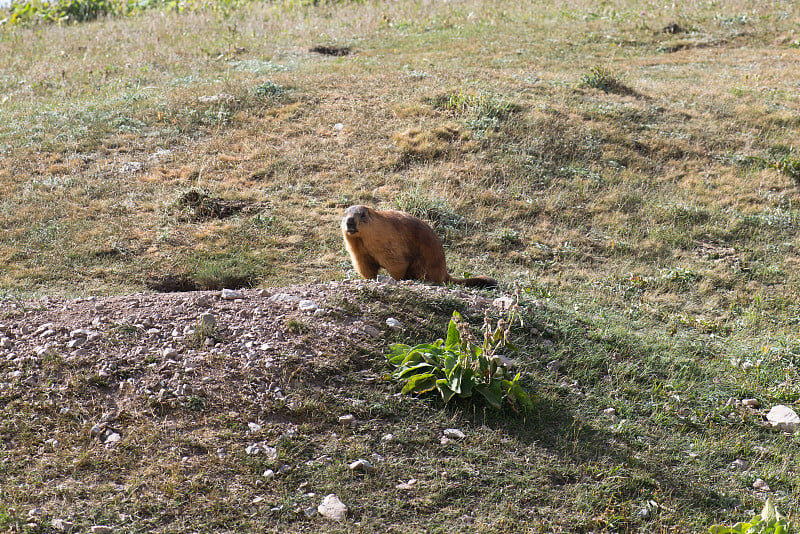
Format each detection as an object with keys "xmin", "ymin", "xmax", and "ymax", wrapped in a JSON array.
[{"xmin": 3, "ymin": 0, "xmax": 800, "ymax": 531}]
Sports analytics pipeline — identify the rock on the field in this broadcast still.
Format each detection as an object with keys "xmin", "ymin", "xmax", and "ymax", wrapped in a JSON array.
[
  {"xmin": 163, "ymin": 347, "xmax": 179, "ymax": 359},
  {"xmin": 753, "ymin": 478, "xmax": 771, "ymax": 492},
  {"xmin": 90, "ymin": 526, "xmax": 114, "ymax": 534},
  {"xmin": 67, "ymin": 338, "xmax": 86, "ymax": 349},
  {"xmin": 381, "ymin": 433, "xmax": 395, "ymax": 443},
  {"xmin": 245, "ymin": 442, "xmax": 277, "ymax": 459},
  {"xmin": 546, "ymin": 360, "xmax": 562, "ymax": 372},
  {"xmin": 363, "ymin": 325, "xmax": 381, "ymax": 337},
  {"xmin": 386, "ymin": 317, "xmax": 402, "ymax": 328},
  {"xmin": 221, "ymin": 288, "xmax": 244, "ymax": 300},
  {"xmin": 443, "ymin": 428, "xmax": 465, "ymax": 440},
  {"xmin": 269, "ymin": 293, "xmax": 299, "ymax": 303},
  {"xmin": 349, "ymin": 459, "xmax": 375, "ymax": 473},
  {"xmin": 248, "ymin": 422, "xmax": 262, "ymax": 433},
  {"xmin": 741, "ymin": 398, "xmax": 759, "ymax": 408},
  {"xmin": 396, "ymin": 478, "xmax": 417, "ymax": 490},
  {"xmin": 198, "ymin": 313, "xmax": 216, "ymax": 329},
  {"xmin": 603, "ymin": 408, "xmax": 616, "ymax": 416},
  {"xmin": 52, "ymin": 518, "xmax": 75, "ymax": 531},
  {"xmin": 766, "ymin": 405, "xmax": 799, "ymax": 432},
  {"xmin": 730, "ymin": 459, "xmax": 749, "ymax": 470},
  {"xmin": 298, "ymin": 299, "xmax": 318, "ymax": 312},
  {"xmin": 303, "ymin": 506, "xmax": 317, "ymax": 518},
  {"xmin": 338, "ymin": 414, "xmax": 357, "ymax": 426},
  {"xmin": 104, "ymin": 432, "xmax": 122, "ymax": 444},
  {"xmin": 317, "ymin": 494, "xmax": 347, "ymax": 522},
  {"xmin": 90, "ymin": 423, "xmax": 105, "ymax": 437},
  {"xmin": 263, "ymin": 469, "xmax": 275, "ymax": 479},
  {"xmin": 0, "ymin": 337, "xmax": 11, "ymax": 348},
  {"xmin": 492, "ymin": 296, "xmax": 515, "ymax": 310}
]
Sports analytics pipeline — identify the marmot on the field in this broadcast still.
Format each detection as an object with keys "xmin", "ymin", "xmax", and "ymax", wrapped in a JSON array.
[{"xmin": 341, "ymin": 205, "xmax": 497, "ymax": 288}]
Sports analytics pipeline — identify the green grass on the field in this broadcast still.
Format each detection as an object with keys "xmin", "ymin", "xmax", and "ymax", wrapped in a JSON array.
[{"xmin": 3, "ymin": 0, "xmax": 800, "ymax": 531}]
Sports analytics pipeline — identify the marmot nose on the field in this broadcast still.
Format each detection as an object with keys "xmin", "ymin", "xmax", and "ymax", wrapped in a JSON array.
[{"xmin": 345, "ymin": 218, "xmax": 357, "ymax": 233}]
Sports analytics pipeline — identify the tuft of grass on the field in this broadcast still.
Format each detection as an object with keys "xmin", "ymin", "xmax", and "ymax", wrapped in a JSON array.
[{"xmin": 581, "ymin": 65, "xmax": 637, "ymax": 96}]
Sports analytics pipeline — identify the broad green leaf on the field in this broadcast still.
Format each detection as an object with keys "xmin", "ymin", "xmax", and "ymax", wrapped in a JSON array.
[
  {"xmin": 448, "ymin": 365, "xmax": 463, "ymax": 394},
  {"xmin": 445, "ymin": 315, "xmax": 461, "ymax": 349},
  {"xmin": 760, "ymin": 498, "xmax": 782, "ymax": 523},
  {"xmin": 475, "ymin": 384, "xmax": 502, "ymax": 409},
  {"xmin": 435, "ymin": 379, "xmax": 456, "ymax": 402},
  {"xmin": 402, "ymin": 373, "xmax": 437, "ymax": 394},
  {"xmin": 394, "ymin": 362, "xmax": 436, "ymax": 379}
]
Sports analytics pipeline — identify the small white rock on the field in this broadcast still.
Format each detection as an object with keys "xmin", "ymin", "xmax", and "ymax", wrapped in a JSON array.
[
  {"xmin": 349, "ymin": 459, "xmax": 375, "ymax": 473},
  {"xmin": 396, "ymin": 478, "xmax": 417, "ymax": 490},
  {"xmin": 603, "ymin": 408, "xmax": 616, "ymax": 416},
  {"xmin": 317, "ymin": 494, "xmax": 347, "ymax": 522},
  {"xmin": 221, "ymin": 288, "xmax": 244, "ymax": 300},
  {"xmin": 0, "ymin": 337, "xmax": 12, "ymax": 348},
  {"xmin": 104, "ymin": 432, "xmax": 121, "ymax": 444},
  {"xmin": 381, "ymin": 433, "xmax": 395, "ymax": 443},
  {"xmin": 741, "ymin": 398, "xmax": 759, "ymax": 408},
  {"xmin": 730, "ymin": 459, "xmax": 749, "ymax": 470},
  {"xmin": 766, "ymin": 405, "xmax": 800, "ymax": 432},
  {"xmin": 298, "ymin": 299, "xmax": 318, "ymax": 312},
  {"xmin": 492, "ymin": 296, "xmax": 515, "ymax": 310},
  {"xmin": 163, "ymin": 347, "xmax": 179, "ymax": 359},
  {"xmin": 263, "ymin": 469, "xmax": 275, "ymax": 479},
  {"xmin": 338, "ymin": 414, "xmax": 357, "ymax": 426},
  {"xmin": 363, "ymin": 325, "xmax": 381, "ymax": 337},
  {"xmin": 386, "ymin": 318, "xmax": 402, "ymax": 328},
  {"xmin": 443, "ymin": 428, "xmax": 465, "ymax": 440},
  {"xmin": 90, "ymin": 526, "xmax": 114, "ymax": 534},
  {"xmin": 248, "ymin": 422, "xmax": 262, "ymax": 433},
  {"xmin": 753, "ymin": 478, "xmax": 771, "ymax": 492},
  {"xmin": 52, "ymin": 518, "xmax": 74, "ymax": 532}
]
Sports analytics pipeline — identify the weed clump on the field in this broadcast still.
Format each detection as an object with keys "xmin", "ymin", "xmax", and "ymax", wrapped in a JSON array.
[
  {"xmin": 582, "ymin": 65, "xmax": 637, "ymax": 96},
  {"xmin": 387, "ymin": 308, "xmax": 533, "ymax": 412}
]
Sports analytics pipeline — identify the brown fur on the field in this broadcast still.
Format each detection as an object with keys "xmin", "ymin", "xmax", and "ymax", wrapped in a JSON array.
[{"xmin": 341, "ymin": 205, "xmax": 497, "ymax": 288}]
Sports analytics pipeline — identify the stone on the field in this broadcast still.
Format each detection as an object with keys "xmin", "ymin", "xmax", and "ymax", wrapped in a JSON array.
[
  {"xmin": 0, "ymin": 337, "xmax": 12, "ymax": 348},
  {"xmin": 349, "ymin": 459, "xmax": 375, "ymax": 473},
  {"xmin": 67, "ymin": 338, "xmax": 86, "ymax": 349},
  {"xmin": 221, "ymin": 288, "xmax": 244, "ymax": 300},
  {"xmin": 52, "ymin": 518, "xmax": 75, "ymax": 531},
  {"xmin": 269, "ymin": 293, "xmax": 299, "ymax": 303},
  {"xmin": 263, "ymin": 469, "xmax": 275, "ymax": 479},
  {"xmin": 443, "ymin": 428, "xmax": 465, "ymax": 440},
  {"xmin": 338, "ymin": 414, "xmax": 357, "ymax": 426},
  {"xmin": 766, "ymin": 405, "xmax": 800, "ymax": 432},
  {"xmin": 603, "ymin": 408, "xmax": 616, "ymax": 416},
  {"xmin": 381, "ymin": 433, "xmax": 395, "ymax": 443},
  {"xmin": 90, "ymin": 526, "xmax": 114, "ymax": 534},
  {"xmin": 396, "ymin": 478, "xmax": 417, "ymax": 490},
  {"xmin": 104, "ymin": 432, "xmax": 122, "ymax": 444},
  {"xmin": 199, "ymin": 313, "xmax": 216, "ymax": 329},
  {"xmin": 363, "ymin": 325, "xmax": 381, "ymax": 337},
  {"xmin": 298, "ymin": 299, "xmax": 318, "ymax": 312},
  {"xmin": 492, "ymin": 296, "xmax": 515, "ymax": 310},
  {"xmin": 317, "ymin": 494, "xmax": 347, "ymax": 522},
  {"xmin": 245, "ymin": 442, "xmax": 277, "ymax": 458},
  {"xmin": 730, "ymin": 459, "xmax": 749, "ymax": 470},
  {"xmin": 385, "ymin": 317, "xmax": 402, "ymax": 328},
  {"xmin": 546, "ymin": 360, "xmax": 562, "ymax": 372},
  {"xmin": 248, "ymin": 422, "xmax": 262, "ymax": 433},
  {"xmin": 163, "ymin": 347, "xmax": 179, "ymax": 359},
  {"xmin": 753, "ymin": 478, "xmax": 771, "ymax": 492},
  {"xmin": 741, "ymin": 398, "xmax": 759, "ymax": 408}
]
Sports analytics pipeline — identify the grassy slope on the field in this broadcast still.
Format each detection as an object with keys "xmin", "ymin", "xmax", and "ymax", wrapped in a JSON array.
[{"xmin": 2, "ymin": 0, "xmax": 800, "ymax": 531}]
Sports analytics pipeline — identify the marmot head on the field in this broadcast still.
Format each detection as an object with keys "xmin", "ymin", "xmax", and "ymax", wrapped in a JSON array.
[{"xmin": 342, "ymin": 205, "xmax": 370, "ymax": 235}]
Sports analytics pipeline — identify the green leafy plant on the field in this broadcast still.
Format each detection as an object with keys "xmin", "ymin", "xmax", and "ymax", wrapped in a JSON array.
[
  {"xmin": 709, "ymin": 499, "xmax": 794, "ymax": 534},
  {"xmin": 748, "ymin": 152, "xmax": 800, "ymax": 185},
  {"xmin": 386, "ymin": 309, "xmax": 533, "ymax": 412}
]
